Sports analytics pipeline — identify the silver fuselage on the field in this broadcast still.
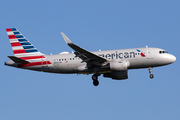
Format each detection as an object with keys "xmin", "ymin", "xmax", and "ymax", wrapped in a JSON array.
[{"xmin": 5, "ymin": 47, "xmax": 176, "ymax": 74}]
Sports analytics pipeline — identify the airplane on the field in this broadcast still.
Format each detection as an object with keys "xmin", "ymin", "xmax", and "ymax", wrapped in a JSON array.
[{"xmin": 5, "ymin": 28, "xmax": 176, "ymax": 86}]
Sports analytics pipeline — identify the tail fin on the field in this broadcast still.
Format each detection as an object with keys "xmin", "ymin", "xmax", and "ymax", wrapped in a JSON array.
[{"xmin": 6, "ymin": 28, "xmax": 44, "ymax": 57}]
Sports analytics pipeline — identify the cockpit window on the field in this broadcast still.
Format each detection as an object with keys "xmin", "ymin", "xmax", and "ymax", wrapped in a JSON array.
[{"xmin": 159, "ymin": 51, "xmax": 168, "ymax": 54}]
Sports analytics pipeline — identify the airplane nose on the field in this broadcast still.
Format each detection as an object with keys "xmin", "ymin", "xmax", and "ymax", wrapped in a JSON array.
[
  {"xmin": 171, "ymin": 55, "xmax": 176, "ymax": 63},
  {"xmin": 169, "ymin": 54, "xmax": 176, "ymax": 63}
]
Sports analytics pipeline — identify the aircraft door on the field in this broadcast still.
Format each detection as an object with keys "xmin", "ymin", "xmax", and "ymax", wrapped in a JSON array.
[
  {"xmin": 147, "ymin": 48, "xmax": 153, "ymax": 59},
  {"xmin": 42, "ymin": 57, "xmax": 49, "ymax": 71}
]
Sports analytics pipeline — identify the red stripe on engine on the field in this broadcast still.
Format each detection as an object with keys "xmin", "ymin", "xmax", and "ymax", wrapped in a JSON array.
[
  {"xmin": 13, "ymin": 49, "xmax": 26, "ymax": 54},
  {"xmin": 18, "ymin": 61, "xmax": 51, "ymax": 67},
  {"xmin": 20, "ymin": 56, "xmax": 45, "ymax": 60},
  {"xmin": 6, "ymin": 28, "xmax": 12, "ymax": 32},
  {"xmin": 8, "ymin": 35, "xmax": 16, "ymax": 39},
  {"xmin": 11, "ymin": 42, "xmax": 21, "ymax": 47}
]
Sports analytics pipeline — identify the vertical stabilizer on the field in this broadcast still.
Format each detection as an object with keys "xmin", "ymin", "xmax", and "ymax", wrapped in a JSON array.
[
  {"xmin": 6, "ymin": 28, "xmax": 52, "ymax": 68},
  {"xmin": 6, "ymin": 28, "xmax": 44, "ymax": 57}
]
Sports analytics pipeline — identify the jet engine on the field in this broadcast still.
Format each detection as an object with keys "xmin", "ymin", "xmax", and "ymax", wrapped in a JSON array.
[
  {"xmin": 109, "ymin": 60, "xmax": 130, "ymax": 71},
  {"xmin": 103, "ymin": 60, "xmax": 130, "ymax": 80},
  {"xmin": 103, "ymin": 71, "xmax": 128, "ymax": 80}
]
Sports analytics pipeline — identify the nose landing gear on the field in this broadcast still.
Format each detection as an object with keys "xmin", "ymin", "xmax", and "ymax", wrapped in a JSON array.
[
  {"xmin": 92, "ymin": 74, "xmax": 100, "ymax": 86},
  {"xmin": 148, "ymin": 67, "xmax": 154, "ymax": 79}
]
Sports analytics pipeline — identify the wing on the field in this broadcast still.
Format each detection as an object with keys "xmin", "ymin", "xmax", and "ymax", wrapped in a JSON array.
[{"xmin": 61, "ymin": 32, "xmax": 107, "ymax": 66}]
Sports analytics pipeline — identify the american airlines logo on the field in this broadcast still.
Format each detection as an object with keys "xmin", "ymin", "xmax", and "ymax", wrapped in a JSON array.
[
  {"xmin": 98, "ymin": 51, "xmax": 136, "ymax": 59},
  {"xmin": 136, "ymin": 49, "xmax": 146, "ymax": 57},
  {"xmin": 98, "ymin": 50, "xmax": 146, "ymax": 59}
]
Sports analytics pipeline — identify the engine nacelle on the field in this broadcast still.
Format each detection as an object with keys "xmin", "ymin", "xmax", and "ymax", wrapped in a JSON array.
[
  {"xmin": 103, "ymin": 71, "xmax": 128, "ymax": 80},
  {"xmin": 109, "ymin": 60, "xmax": 130, "ymax": 71}
]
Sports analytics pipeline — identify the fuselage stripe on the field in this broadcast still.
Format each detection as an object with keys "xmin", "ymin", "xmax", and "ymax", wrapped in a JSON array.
[
  {"xmin": 20, "ymin": 56, "xmax": 45, "ymax": 60},
  {"xmin": 18, "ymin": 61, "xmax": 51, "ymax": 67}
]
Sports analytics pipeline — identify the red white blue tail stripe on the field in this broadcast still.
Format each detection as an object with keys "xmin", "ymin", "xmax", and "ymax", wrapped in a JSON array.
[
  {"xmin": 6, "ymin": 28, "xmax": 42, "ymax": 56},
  {"xmin": 6, "ymin": 28, "xmax": 51, "ymax": 67}
]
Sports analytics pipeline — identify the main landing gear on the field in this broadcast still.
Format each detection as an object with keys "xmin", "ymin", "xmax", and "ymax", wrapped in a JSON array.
[
  {"xmin": 92, "ymin": 74, "xmax": 100, "ymax": 86},
  {"xmin": 148, "ymin": 67, "xmax": 154, "ymax": 79}
]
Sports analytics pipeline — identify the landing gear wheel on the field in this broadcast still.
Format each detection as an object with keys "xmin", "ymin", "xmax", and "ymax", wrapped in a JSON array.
[
  {"xmin": 92, "ymin": 74, "xmax": 100, "ymax": 86},
  {"xmin": 148, "ymin": 67, "xmax": 154, "ymax": 79},
  {"xmin": 150, "ymin": 74, "xmax": 154, "ymax": 79},
  {"xmin": 92, "ymin": 74, "xmax": 98, "ymax": 80},
  {"xmin": 93, "ymin": 80, "xmax": 99, "ymax": 86}
]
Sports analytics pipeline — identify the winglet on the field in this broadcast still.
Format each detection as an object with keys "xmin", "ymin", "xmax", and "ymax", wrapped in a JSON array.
[{"xmin": 61, "ymin": 32, "xmax": 73, "ymax": 44}]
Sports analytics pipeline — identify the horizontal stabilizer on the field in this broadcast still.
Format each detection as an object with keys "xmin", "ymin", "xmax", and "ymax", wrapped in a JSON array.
[{"xmin": 8, "ymin": 56, "xmax": 30, "ymax": 64}]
